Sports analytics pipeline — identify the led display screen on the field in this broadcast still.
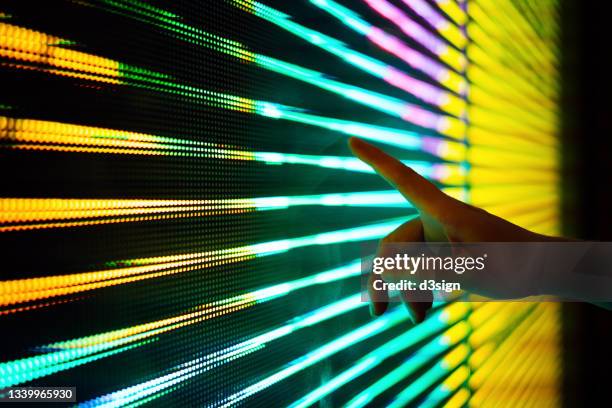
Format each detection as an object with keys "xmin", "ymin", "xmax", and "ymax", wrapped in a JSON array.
[{"xmin": 1, "ymin": 0, "xmax": 561, "ymax": 406}]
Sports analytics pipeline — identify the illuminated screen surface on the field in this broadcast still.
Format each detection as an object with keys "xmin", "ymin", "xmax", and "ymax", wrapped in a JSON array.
[{"xmin": 1, "ymin": 0, "xmax": 561, "ymax": 406}]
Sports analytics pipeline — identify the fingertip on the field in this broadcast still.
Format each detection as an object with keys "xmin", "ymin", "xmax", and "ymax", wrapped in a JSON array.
[
  {"xmin": 348, "ymin": 137, "xmax": 365, "ymax": 154},
  {"xmin": 414, "ymin": 300, "xmax": 433, "ymax": 323},
  {"xmin": 405, "ymin": 303, "xmax": 425, "ymax": 324},
  {"xmin": 371, "ymin": 301, "xmax": 387, "ymax": 317},
  {"xmin": 403, "ymin": 294, "xmax": 432, "ymax": 324},
  {"xmin": 414, "ymin": 307, "xmax": 426, "ymax": 323}
]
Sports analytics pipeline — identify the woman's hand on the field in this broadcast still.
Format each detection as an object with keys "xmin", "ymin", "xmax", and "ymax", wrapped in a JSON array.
[{"xmin": 349, "ymin": 137, "xmax": 556, "ymax": 322}]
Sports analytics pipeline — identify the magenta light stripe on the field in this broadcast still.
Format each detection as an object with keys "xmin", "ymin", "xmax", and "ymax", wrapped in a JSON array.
[
  {"xmin": 422, "ymin": 137, "xmax": 446, "ymax": 157},
  {"xmin": 402, "ymin": 106, "xmax": 446, "ymax": 131},
  {"xmin": 310, "ymin": 0, "xmax": 465, "ymax": 94},
  {"xmin": 367, "ymin": 27, "xmax": 450, "ymax": 82},
  {"xmin": 364, "ymin": 0, "xmax": 449, "ymax": 56},
  {"xmin": 384, "ymin": 67, "xmax": 447, "ymax": 107},
  {"xmin": 401, "ymin": 0, "xmax": 450, "ymax": 31}
]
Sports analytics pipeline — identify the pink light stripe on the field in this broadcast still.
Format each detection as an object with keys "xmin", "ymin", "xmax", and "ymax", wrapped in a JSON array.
[
  {"xmin": 364, "ymin": 0, "xmax": 449, "ymax": 56},
  {"xmin": 422, "ymin": 137, "xmax": 446, "ymax": 157},
  {"xmin": 367, "ymin": 27, "xmax": 449, "ymax": 82},
  {"xmin": 384, "ymin": 67, "xmax": 447, "ymax": 107},
  {"xmin": 402, "ymin": 106, "xmax": 446, "ymax": 130},
  {"xmin": 401, "ymin": 0, "xmax": 449, "ymax": 31}
]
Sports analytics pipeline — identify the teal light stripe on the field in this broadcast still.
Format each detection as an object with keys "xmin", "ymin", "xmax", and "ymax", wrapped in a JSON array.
[
  {"xmin": 289, "ymin": 303, "xmax": 469, "ymax": 407},
  {"xmin": 0, "ymin": 340, "xmax": 153, "ymax": 389},
  {"xmin": 344, "ymin": 322, "xmax": 470, "ymax": 408},
  {"xmin": 255, "ymin": 54, "xmax": 431, "ymax": 119},
  {"xmin": 387, "ymin": 347, "xmax": 468, "ymax": 408},
  {"xmin": 256, "ymin": 103, "xmax": 424, "ymax": 150},
  {"xmin": 0, "ymin": 325, "xmax": 168, "ymax": 388},
  {"xmin": 253, "ymin": 152, "xmax": 437, "ymax": 176},
  {"xmin": 310, "ymin": 0, "xmax": 372, "ymax": 35},
  {"xmin": 0, "ymin": 257, "xmax": 366, "ymax": 388},
  {"xmin": 253, "ymin": 191, "xmax": 411, "ymax": 210},
  {"xmin": 99, "ymin": 0, "xmax": 453, "ymax": 131},
  {"xmin": 413, "ymin": 366, "xmax": 465, "ymax": 408},
  {"xmin": 213, "ymin": 308, "xmax": 409, "ymax": 407},
  {"xmin": 238, "ymin": 0, "xmax": 453, "ymax": 95},
  {"xmin": 249, "ymin": 259, "xmax": 362, "ymax": 301},
  {"xmin": 114, "ymin": 216, "xmax": 409, "ymax": 268},
  {"xmin": 81, "ymin": 294, "xmax": 367, "ymax": 407}
]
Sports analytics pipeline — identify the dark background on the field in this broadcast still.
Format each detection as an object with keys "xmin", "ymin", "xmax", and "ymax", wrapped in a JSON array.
[
  {"xmin": 561, "ymin": 0, "xmax": 612, "ymax": 405},
  {"xmin": 0, "ymin": 0, "xmax": 610, "ymax": 405}
]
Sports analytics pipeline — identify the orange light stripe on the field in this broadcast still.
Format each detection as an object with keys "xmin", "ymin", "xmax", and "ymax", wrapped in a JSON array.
[
  {"xmin": 51, "ymin": 296, "xmax": 257, "ymax": 349},
  {"xmin": 0, "ymin": 251, "xmax": 254, "ymax": 304},
  {"xmin": 0, "ymin": 297, "xmax": 80, "ymax": 315},
  {"xmin": 0, "ymin": 116, "xmax": 255, "ymax": 160},
  {"xmin": 0, "ymin": 22, "xmax": 121, "ymax": 79},
  {"xmin": 0, "ymin": 198, "xmax": 256, "ymax": 224},
  {"xmin": 0, "ymin": 210, "xmax": 253, "ymax": 232}
]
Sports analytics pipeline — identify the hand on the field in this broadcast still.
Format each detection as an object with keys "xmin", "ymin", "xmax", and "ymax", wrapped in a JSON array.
[{"xmin": 348, "ymin": 137, "xmax": 555, "ymax": 322}]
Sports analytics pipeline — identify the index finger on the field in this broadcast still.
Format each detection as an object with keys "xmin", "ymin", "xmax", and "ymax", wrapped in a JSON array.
[{"xmin": 348, "ymin": 137, "xmax": 450, "ymax": 220}]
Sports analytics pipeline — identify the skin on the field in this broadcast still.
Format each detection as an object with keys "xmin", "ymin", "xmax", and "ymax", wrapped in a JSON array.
[{"xmin": 348, "ymin": 137, "xmax": 568, "ymax": 322}]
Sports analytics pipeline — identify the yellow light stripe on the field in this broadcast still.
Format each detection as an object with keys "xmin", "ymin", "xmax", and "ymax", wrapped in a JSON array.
[
  {"xmin": 468, "ymin": 84, "xmax": 556, "ymax": 126},
  {"xmin": 469, "ymin": 185, "xmax": 557, "ymax": 206},
  {"xmin": 466, "ymin": 20, "xmax": 557, "ymax": 86},
  {"xmin": 467, "ymin": 55, "xmax": 556, "ymax": 105},
  {"xmin": 0, "ymin": 212, "xmax": 250, "ymax": 233},
  {"xmin": 0, "ymin": 250, "xmax": 255, "ymax": 306},
  {"xmin": 0, "ymin": 23, "xmax": 121, "ymax": 80},
  {"xmin": 473, "ymin": 0, "xmax": 558, "ymax": 58},
  {"xmin": 467, "ymin": 43, "xmax": 557, "ymax": 95},
  {"xmin": 443, "ymin": 387, "xmax": 470, "ymax": 408},
  {"xmin": 468, "ymin": 110, "xmax": 557, "ymax": 146},
  {"xmin": 441, "ymin": 344, "xmax": 470, "ymax": 370},
  {"xmin": 481, "ymin": 358, "xmax": 559, "ymax": 408},
  {"xmin": 478, "ymin": 322, "xmax": 559, "ymax": 384},
  {"xmin": 441, "ymin": 321, "xmax": 471, "ymax": 346},
  {"xmin": 0, "ymin": 23, "xmax": 256, "ymax": 115},
  {"xmin": 469, "ymin": 303, "xmax": 531, "ymax": 349},
  {"xmin": 47, "ymin": 294, "xmax": 258, "ymax": 349},
  {"xmin": 468, "ymin": 341, "xmax": 496, "ymax": 370},
  {"xmin": 470, "ymin": 168, "xmax": 558, "ymax": 185},
  {"xmin": 440, "ymin": 365, "xmax": 470, "ymax": 393},
  {"xmin": 468, "ymin": 304, "xmax": 555, "ymax": 387},
  {"xmin": 466, "ymin": 302, "xmax": 505, "ymax": 327},
  {"xmin": 2, "ymin": 142, "xmax": 175, "ymax": 157},
  {"xmin": 0, "ymin": 297, "xmax": 79, "ymax": 316},
  {"xmin": 467, "ymin": 66, "xmax": 554, "ymax": 114},
  {"xmin": 466, "ymin": 42, "xmax": 555, "ymax": 95},
  {"xmin": 29, "ymin": 264, "xmax": 362, "ymax": 348},
  {"xmin": 472, "ymin": 0, "xmax": 557, "ymax": 75},
  {"xmin": 468, "ymin": 107, "xmax": 554, "ymax": 140},
  {"xmin": 528, "ymin": 219, "xmax": 561, "ymax": 237},
  {"xmin": 439, "ymin": 302, "xmax": 473, "ymax": 323},
  {"xmin": 471, "ymin": 319, "xmax": 558, "ymax": 407},
  {"xmin": 468, "ymin": 146, "xmax": 557, "ymax": 169},
  {"xmin": 467, "ymin": 134, "xmax": 557, "ymax": 160},
  {"xmin": 469, "ymin": 100, "xmax": 555, "ymax": 134},
  {"xmin": 0, "ymin": 116, "xmax": 256, "ymax": 160},
  {"xmin": 0, "ymin": 61, "xmax": 121, "ymax": 84},
  {"xmin": 435, "ymin": 0, "xmax": 467, "ymax": 26},
  {"xmin": 483, "ymin": 196, "xmax": 558, "ymax": 220},
  {"xmin": 439, "ymin": 22, "xmax": 467, "ymax": 50},
  {"xmin": 468, "ymin": 304, "xmax": 546, "ymax": 364},
  {"xmin": 503, "ymin": 209, "xmax": 559, "ymax": 232},
  {"xmin": 0, "ymin": 198, "xmax": 256, "ymax": 223}
]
